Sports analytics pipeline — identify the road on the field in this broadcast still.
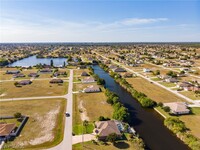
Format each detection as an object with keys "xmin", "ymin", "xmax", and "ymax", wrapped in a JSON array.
[
  {"xmin": 0, "ymin": 95, "xmax": 65, "ymax": 102},
  {"xmin": 95, "ymin": 52, "xmax": 200, "ymax": 105},
  {"xmin": 48, "ymin": 69, "xmax": 73, "ymax": 150}
]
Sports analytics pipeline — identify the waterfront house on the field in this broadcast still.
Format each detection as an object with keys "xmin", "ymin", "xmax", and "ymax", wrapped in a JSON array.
[
  {"xmin": 109, "ymin": 65, "xmax": 117, "ymax": 70},
  {"xmin": 94, "ymin": 120, "xmax": 122, "ymax": 140},
  {"xmin": 81, "ymin": 71, "xmax": 90, "ymax": 76},
  {"xmin": 50, "ymin": 79, "xmax": 63, "ymax": 84},
  {"xmin": 40, "ymin": 68, "xmax": 52, "ymax": 73},
  {"xmin": 112, "ymin": 67, "xmax": 126, "ymax": 72},
  {"xmin": 6, "ymin": 70, "xmax": 20, "ymax": 74},
  {"xmin": 82, "ymin": 77, "xmax": 95, "ymax": 83},
  {"xmin": 163, "ymin": 102, "xmax": 190, "ymax": 115},
  {"xmin": 83, "ymin": 85, "xmax": 101, "ymax": 93}
]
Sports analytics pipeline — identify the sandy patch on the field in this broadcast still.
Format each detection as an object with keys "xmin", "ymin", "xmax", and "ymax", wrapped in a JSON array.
[
  {"xmin": 78, "ymin": 100, "xmax": 89, "ymax": 121},
  {"xmin": 0, "ymin": 93, "xmax": 6, "ymax": 97},
  {"xmin": 16, "ymin": 106, "xmax": 60, "ymax": 147}
]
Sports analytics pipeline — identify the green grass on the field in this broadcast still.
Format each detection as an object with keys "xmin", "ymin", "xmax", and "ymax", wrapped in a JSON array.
[
  {"xmin": 154, "ymin": 107, "xmax": 172, "ymax": 118},
  {"xmin": 0, "ymin": 118, "xmax": 21, "ymax": 127},
  {"xmin": 73, "ymin": 123, "xmax": 94, "ymax": 135},
  {"xmin": 151, "ymin": 77, "xmax": 162, "ymax": 81},
  {"xmin": 179, "ymin": 91, "xmax": 200, "ymax": 100},
  {"xmin": 159, "ymin": 82, "xmax": 176, "ymax": 87},
  {"xmin": 73, "ymin": 140, "xmax": 139, "ymax": 150}
]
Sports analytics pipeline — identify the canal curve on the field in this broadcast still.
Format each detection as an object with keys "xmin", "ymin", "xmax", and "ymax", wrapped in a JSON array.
[{"xmin": 93, "ymin": 65, "xmax": 189, "ymax": 150}]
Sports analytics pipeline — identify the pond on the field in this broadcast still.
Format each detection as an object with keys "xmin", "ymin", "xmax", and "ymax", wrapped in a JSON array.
[
  {"xmin": 8, "ymin": 55, "xmax": 67, "ymax": 67},
  {"xmin": 93, "ymin": 65, "xmax": 189, "ymax": 150}
]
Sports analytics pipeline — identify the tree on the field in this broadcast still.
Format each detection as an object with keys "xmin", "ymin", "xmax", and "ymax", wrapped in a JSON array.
[
  {"xmin": 83, "ymin": 120, "xmax": 89, "ymax": 133},
  {"xmin": 63, "ymin": 61, "xmax": 66, "ymax": 67},
  {"xmin": 163, "ymin": 106, "xmax": 171, "ymax": 112},
  {"xmin": 14, "ymin": 82, "xmax": 19, "ymax": 87},
  {"xmin": 14, "ymin": 112, "xmax": 22, "ymax": 118},
  {"xmin": 106, "ymin": 133, "xmax": 118, "ymax": 143},
  {"xmin": 50, "ymin": 59, "xmax": 54, "ymax": 67},
  {"xmin": 157, "ymin": 102, "xmax": 163, "ymax": 107}
]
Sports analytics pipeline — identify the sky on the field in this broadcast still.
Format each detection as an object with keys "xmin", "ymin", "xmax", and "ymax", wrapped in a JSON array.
[{"xmin": 0, "ymin": 0, "xmax": 200, "ymax": 42}]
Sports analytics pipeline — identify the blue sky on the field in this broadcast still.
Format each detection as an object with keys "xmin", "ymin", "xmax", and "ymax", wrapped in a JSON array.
[{"xmin": 0, "ymin": 0, "xmax": 200, "ymax": 42}]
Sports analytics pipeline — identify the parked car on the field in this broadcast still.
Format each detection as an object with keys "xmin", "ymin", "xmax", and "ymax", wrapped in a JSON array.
[{"xmin": 65, "ymin": 112, "xmax": 70, "ymax": 117}]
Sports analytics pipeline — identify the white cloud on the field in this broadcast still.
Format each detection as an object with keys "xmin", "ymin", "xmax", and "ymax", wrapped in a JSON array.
[{"xmin": 120, "ymin": 18, "xmax": 168, "ymax": 26}]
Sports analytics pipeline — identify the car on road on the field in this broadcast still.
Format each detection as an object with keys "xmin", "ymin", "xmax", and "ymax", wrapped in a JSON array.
[{"xmin": 65, "ymin": 112, "xmax": 70, "ymax": 117}]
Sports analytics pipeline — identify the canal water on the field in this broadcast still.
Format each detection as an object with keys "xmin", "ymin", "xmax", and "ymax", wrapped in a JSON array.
[
  {"xmin": 8, "ymin": 55, "xmax": 67, "ymax": 67},
  {"xmin": 93, "ymin": 65, "xmax": 189, "ymax": 150}
]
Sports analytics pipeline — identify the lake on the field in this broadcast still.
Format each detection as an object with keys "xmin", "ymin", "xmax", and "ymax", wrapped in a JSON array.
[{"xmin": 8, "ymin": 55, "xmax": 67, "ymax": 67}]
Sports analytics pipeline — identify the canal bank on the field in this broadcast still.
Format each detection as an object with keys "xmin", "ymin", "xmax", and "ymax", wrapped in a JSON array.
[{"xmin": 93, "ymin": 65, "xmax": 189, "ymax": 150}]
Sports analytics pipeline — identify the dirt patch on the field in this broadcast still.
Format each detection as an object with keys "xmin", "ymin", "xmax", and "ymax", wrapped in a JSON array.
[
  {"xmin": 78, "ymin": 100, "xmax": 89, "ymax": 121},
  {"xmin": 0, "ymin": 93, "xmax": 6, "ymax": 97}
]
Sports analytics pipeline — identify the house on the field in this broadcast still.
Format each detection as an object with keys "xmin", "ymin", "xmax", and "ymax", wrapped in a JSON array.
[
  {"xmin": 143, "ymin": 68, "xmax": 151, "ymax": 73},
  {"xmin": 82, "ymin": 77, "xmax": 95, "ymax": 83},
  {"xmin": 0, "ymin": 123, "xmax": 16, "ymax": 140},
  {"xmin": 177, "ymin": 82, "xmax": 194, "ymax": 91},
  {"xmin": 6, "ymin": 70, "xmax": 20, "ymax": 74},
  {"xmin": 112, "ymin": 67, "xmax": 126, "ymax": 72},
  {"xmin": 83, "ymin": 85, "xmax": 101, "ymax": 93},
  {"xmin": 50, "ymin": 79, "xmax": 63, "ymax": 84},
  {"xmin": 165, "ymin": 78, "xmax": 178, "ymax": 83},
  {"xmin": 123, "ymin": 72, "xmax": 133, "ymax": 78},
  {"xmin": 94, "ymin": 120, "xmax": 122, "ymax": 140},
  {"xmin": 28, "ymin": 73, "xmax": 39, "ymax": 78},
  {"xmin": 81, "ymin": 71, "xmax": 90, "ymax": 76},
  {"xmin": 18, "ymin": 80, "xmax": 32, "ymax": 85},
  {"xmin": 163, "ymin": 102, "xmax": 190, "ymax": 115},
  {"xmin": 158, "ymin": 75, "xmax": 171, "ymax": 80},
  {"xmin": 53, "ymin": 71, "xmax": 67, "ymax": 77},
  {"xmin": 40, "ymin": 68, "xmax": 52, "ymax": 73},
  {"xmin": 13, "ymin": 73, "xmax": 25, "ymax": 78},
  {"xmin": 109, "ymin": 65, "xmax": 117, "ymax": 70},
  {"xmin": 77, "ymin": 65, "xmax": 87, "ymax": 69}
]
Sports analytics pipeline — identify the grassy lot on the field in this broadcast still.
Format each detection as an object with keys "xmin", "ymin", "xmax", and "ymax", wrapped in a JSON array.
[
  {"xmin": 73, "ymin": 87, "xmax": 113, "ymax": 135},
  {"xmin": 154, "ymin": 107, "xmax": 172, "ymax": 118},
  {"xmin": 0, "ymin": 80, "xmax": 68, "ymax": 98},
  {"xmin": 126, "ymin": 77, "xmax": 185, "ymax": 103},
  {"xmin": 151, "ymin": 77, "xmax": 162, "ymax": 81},
  {"xmin": 180, "ymin": 108, "xmax": 200, "ymax": 139},
  {"xmin": 159, "ymin": 82, "xmax": 176, "ymax": 87},
  {"xmin": 0, "ymin": 98, "xmax": 66, "ymax": 150},
  {"xmin": 73, "ymin": 140, "xmax": 140, "ymax": 150},
  {"xmin": 179, "ymin": 91, "xmax": 200, "ymax": 100},
  {"xmin": 73, "ymin": 123, "xmax": 94, "ymax": 135}
]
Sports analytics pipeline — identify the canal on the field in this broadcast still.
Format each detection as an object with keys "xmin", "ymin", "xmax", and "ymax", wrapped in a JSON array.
[{"xmin": 93, "ymin": 65, "xmax": 189, "ymax": 150}]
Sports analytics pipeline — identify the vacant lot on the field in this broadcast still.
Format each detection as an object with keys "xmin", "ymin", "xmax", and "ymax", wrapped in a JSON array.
[
  {"xmin": 73, "ymin": 140, "xmax": 139, "ymax": 150},
  {"xmin": 126, "ymin": 77, "xmax": 185, "ymax": 103},
  {"xmin": 0, "ymin": 99, "xmax": 66, "ymax": 149},
  {"xmin": 0, "ymin": 80, "xmax": 68, "ymax": 98},
  {"xmin": 179, "ymin": 91, "xmax": 200, "ymax": 100},
  {"xmin": 73, "ymin": 87, "xmax": 113, "ymax": 135},
  {"xmin": 180, "ymin": 108, "xmax": 200, "ymax": 139},
  {"xmin": 74, "ymin": 69, "xmax": 89, "ymax": 76}
]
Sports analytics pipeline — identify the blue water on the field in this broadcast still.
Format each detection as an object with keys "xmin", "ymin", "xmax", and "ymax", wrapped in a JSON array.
[{"xmin": 8, "ymin": 55, "xmax": 67, "ymax": 67}]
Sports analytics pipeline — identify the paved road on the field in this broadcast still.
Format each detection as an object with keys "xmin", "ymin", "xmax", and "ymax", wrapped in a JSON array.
[
  {"xmin": 0, "ymin": 95, "xmax": 65, "ymax": 102},
  {"xmin": 72, "ymin": 134, "xmax": 95, "ymax": 145},
  {"xmin": 95, "ymin": 52, "xmax": 200, "ymax": 105},
  {"xmin": 48, "ymin": 69, "xmax": 73, "ymax": 150}
]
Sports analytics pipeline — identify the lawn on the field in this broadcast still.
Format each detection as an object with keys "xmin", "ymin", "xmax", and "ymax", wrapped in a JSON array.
[
  {"xmin": 179, "ymin": 91, "xmax": 200, "ymax": 100},
  {"xmin": 74, "ymin": 69, "xmax": 89, "ymax": 76},
  {"xmin": 73, "ymin": 123, "xmax": 94, "ymax": 135},
  {"xmin": 179, "ymin": 108, "xmax": 200, "ymax": 139},
  {"xmin": 159, "ymin": 82, "xmax": 176, "ymax": 87},
  {"xmin": 0, "ymin": 80, "xmax": 68, "ymax": 98},
  {"xmin": 0, "ymin": 118, "xmax": 21, "ymax": 127},
  {"xmin": 126, "ymin": 77, "xmax": 186, "ymax": 103},
  {"xmin": 0, "ymin": 98, "xmax": 66, "ymax": 149},
  {"xmin": 151, "ymin": 77, "xmax": 162, "ymax": 81},
  {"xmin": 73, "ymin": 140, "xmax": 140, "ymax": 150}
]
